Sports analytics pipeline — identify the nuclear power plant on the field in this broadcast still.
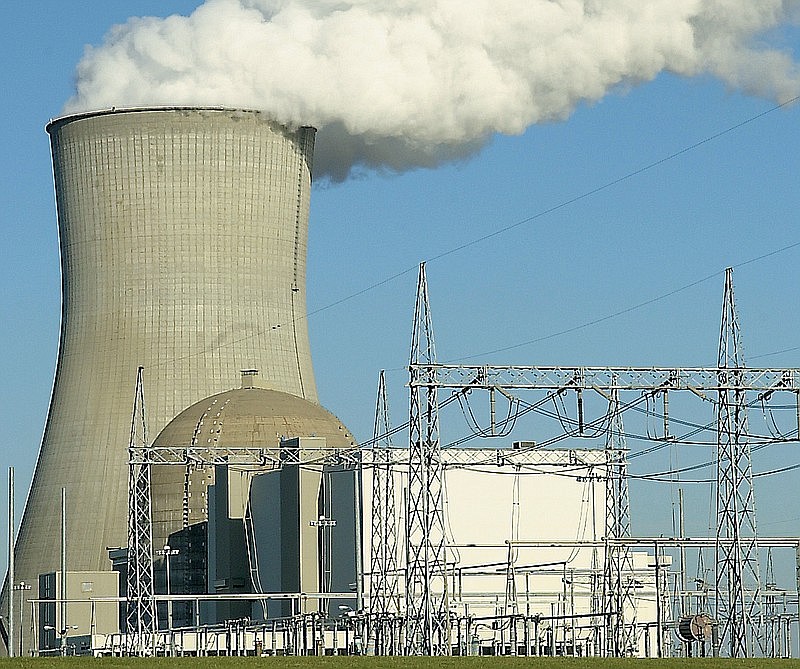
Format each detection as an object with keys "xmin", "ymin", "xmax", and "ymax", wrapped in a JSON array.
[{"xmin": 3, "ymin": 106, "xmax": 800, "ymax": 659}]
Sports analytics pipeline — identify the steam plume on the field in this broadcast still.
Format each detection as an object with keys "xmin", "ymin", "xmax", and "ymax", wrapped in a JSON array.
[{"xmin": 65, "ymin": 0, "xmax": 800, "ymax": 181}]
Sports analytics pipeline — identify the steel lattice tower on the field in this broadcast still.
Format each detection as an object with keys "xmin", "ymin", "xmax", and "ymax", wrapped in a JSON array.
[
  {"xmin": 405, "ymin": 263, "xmax": 450, "ymax": 655},
  {"xmin": 369, "ymin": 370, "xmax": 401, "ymax": 651},
  {"xmin": 603, "ymin": 386, "xmax": 637, "ymax": 656},
  {"xmin": 715, "ymin": 267, "xmax": 762, "ymax": 657},
  {"xmin": 126, "ymin": 367, "xmax": 156, "ymax": 656}
]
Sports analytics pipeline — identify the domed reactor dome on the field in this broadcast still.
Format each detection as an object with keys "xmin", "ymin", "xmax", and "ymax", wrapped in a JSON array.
[{"xmin": 150, "ymin": 370, "xmax": 359, "ymax": 625}]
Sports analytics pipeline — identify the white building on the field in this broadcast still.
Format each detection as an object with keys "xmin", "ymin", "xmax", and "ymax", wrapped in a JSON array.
[{"xmin": 362, "ymin": 446, "xmax": 669, "ymax": 656}]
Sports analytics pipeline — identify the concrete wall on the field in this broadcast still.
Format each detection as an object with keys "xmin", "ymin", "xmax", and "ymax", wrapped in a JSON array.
[{"xmin": 245, "ymin": 437, "xmax": 358, "ymax": 620}]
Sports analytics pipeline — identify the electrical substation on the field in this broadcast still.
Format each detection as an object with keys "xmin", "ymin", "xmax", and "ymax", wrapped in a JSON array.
[{"xmin": 2, "ymin": 107, "xmax": 800, "ymax": 658}]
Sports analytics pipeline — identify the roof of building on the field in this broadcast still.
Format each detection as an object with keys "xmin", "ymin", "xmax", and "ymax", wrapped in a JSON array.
[{"xmin": 154, "ymin": 375, "xmax": 356, "ymax": 450}]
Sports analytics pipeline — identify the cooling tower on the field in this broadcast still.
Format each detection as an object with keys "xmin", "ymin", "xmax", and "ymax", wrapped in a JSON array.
[{"xmin": 3, "ymin": 107, "xmax": 324, "ymax": 642}]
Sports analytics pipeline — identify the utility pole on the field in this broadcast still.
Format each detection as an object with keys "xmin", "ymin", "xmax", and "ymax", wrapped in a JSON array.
[
  {"xmin": 7, "ymin": 466, "xmax": 14, "ymax": 658},
  {"xmin": 60, "ymin": 487, "xmax": 67, "ymax": 656},
  {"xmin": 156, "ymin": 544, "xmax": 179, "ymax": 630}
]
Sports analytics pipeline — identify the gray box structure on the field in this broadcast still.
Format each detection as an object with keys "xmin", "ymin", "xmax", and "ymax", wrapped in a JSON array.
[
  {"xmin": 38, "ymin": 571, "xmax": 119, "ymax": 654},
  {"xmin": 2, "ymin": 107, "xmax": 344, "ymax": 646}
]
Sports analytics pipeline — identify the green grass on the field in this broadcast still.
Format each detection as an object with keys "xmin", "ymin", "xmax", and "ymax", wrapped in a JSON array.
[{"xmin": 4, "ymin": 659, "xmax": 800, "ymax": 668}]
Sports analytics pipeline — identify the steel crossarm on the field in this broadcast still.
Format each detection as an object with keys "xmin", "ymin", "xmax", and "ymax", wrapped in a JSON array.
[
  {"xmin": 129, "ymin": 445, "xmax": 362, "ymax": 467},
  {"xmin": 410, "ymin": 364, "xmax": 800, "ymax": 392},
  {"xmin": 354, "ymin": 447, "xmax": 620, "ymax": 469}
]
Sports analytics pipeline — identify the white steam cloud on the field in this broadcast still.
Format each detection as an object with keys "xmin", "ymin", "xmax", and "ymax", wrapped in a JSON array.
[{"xmin": 65, "ymin": 0, "xmax": 800, "ymax": 181}]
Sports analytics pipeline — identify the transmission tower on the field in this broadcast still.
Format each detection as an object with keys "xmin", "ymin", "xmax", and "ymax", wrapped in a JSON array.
[
  {"xmin": 603, "ymin": 386, "xmax": 637, "ymax": 656},
  {"xmin": 369, "ymin": 370, "xmax": 401, "ymax": 652},
  {"xmin": 715, "ymin": 267, "xmax": 762, "ymax": 657},
  {"xmin": 405, "ymin": 263, "xmax": 450, "ymax": 655},
  {"xmin": 126, "ymin": 367, "xmax": 156, "ymax": 655}
]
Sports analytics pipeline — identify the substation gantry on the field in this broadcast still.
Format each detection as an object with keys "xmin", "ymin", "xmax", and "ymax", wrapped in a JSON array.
[
  {"xmin": 385, "ymin": 264, "xmax": 799, "ymax": 657},
  {"xmin": 127, "ymin": 266, "xmax": 800, "ymax": 658}
]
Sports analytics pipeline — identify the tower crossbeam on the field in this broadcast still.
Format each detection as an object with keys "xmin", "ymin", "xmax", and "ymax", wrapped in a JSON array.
[{"xmin": 409, "ymin": 365, "xmax": 799, "ymax": 391}]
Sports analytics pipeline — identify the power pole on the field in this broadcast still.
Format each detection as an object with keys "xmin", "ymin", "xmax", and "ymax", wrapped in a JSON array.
[
  {"xmin": 715, "ymin": 267, "xmax": 762, "ymax": 657},
  {"xmin": 126, "ymin": 367, "xmax": 156, "ymax": 655},
  {"xmin": 405, "ymin": 263, "xmax": 450, "ymax": 655}
]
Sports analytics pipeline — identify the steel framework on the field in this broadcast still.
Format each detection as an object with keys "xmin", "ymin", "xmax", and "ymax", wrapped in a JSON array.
[
  {"xmin": 118, "ymin": 270, "xmax": 795, "ymax": 657},
  {"xmin": 402, "ymin": 269, "xmax": 793, "ymax": 657},
  {"xmin": 126, "ymin": 367, "xmax": 156, "ymax": 656},
  {"xmin": 715, "ymin": 267, "xmax": 763, "ymax": 657},
  {"xmin": 407, "ymin": 365, "xmax": 800, "ymax": 391},
  {"xmin": 603, "ymin": 387, "xmax": 637, "ymax": 656},
  {"xmin": 405, "ymin": 263, "xmax": 450, "ymax": 655},
  {"xmin": 369, "ymin": 371, "xmax": 401, "ymax": 610},
  {"xmin": 368, "ymin": 371, "xmax": 402, "ymax": 652},
  {"xmin": 125, "ymin": 383, "xmax": 364, "ymax": 653}
]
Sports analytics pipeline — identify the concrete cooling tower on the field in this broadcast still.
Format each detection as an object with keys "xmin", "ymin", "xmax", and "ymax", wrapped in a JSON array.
[{"xmin": 3, "ymin": 107, "xmax": 351, "ymax": 646}]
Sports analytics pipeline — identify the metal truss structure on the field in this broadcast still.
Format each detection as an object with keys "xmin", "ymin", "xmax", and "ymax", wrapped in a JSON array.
[
  {"xmin": 408, "ymin": 365, "xmax": 800, "ymax": 392},
  {"xmin": 603, "ymin": 387, "xmax": 637, "ymax": 656},
  {"xmin": 402, "ymin": 267, "xmax": 795, "ymax": 657},
  {"xmin": 405, "ymin": 263, "xmax": 450, "ymax": 655},
  {"xmin": 120, "ymin": 268, "xmax": 794, "ymax": 658},
  {"xmin": 126, "ymin": 367, "xmax": 157, "ymax": 656},
  {"xmin": 715, "ymin": 268, "xmax": 763, "ymax": 657},
  {"xmin": 368, "ymin": 371, "xmax": 402, "ymax": 652},
  {"xmin": 128, "ymin": 445, "xmax": 361, "ymax": 467}
]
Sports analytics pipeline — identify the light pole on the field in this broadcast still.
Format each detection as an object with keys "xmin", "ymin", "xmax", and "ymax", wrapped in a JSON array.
[
  {"xmin": 310, "ymin": 515, "xmax": 337, "ymax": 616},
  {"xmin": 13, "ymin": 582, "xmax": 32, "ymax": 656},
  {"xmin": 156, "ymin": 544, "xmax": 180, "ymax": 631},
  {"xmin": 44, "ymin": 624, "xmax": 78, "ymax": 656},
  {"xmin": 8, "ymin": 467, "xmax": 15, "ymax": 659}
]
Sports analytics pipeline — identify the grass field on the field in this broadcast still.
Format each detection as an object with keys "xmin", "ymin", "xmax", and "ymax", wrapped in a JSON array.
[{"xmin": 3, "ymin": 659, "xmax": 800, "ymax": 668}]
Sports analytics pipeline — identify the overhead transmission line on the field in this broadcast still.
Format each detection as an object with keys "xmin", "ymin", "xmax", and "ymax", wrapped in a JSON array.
[{"xmin": 310, "ymin": 95, "xmax": 800, "ymax": 323}]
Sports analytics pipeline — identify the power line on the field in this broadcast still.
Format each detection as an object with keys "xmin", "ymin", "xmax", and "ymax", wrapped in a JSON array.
[
  {"xmin": 310, "ymin": 94, "xmax": 800, "ymax": 321},
  {"xmin": 445, "ymin": 238, "xmax": 800, "ymax": 363}
]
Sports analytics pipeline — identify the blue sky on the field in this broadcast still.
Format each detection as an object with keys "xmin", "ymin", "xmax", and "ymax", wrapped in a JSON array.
[{"xmin": 2, "ymin": 2, "xmax": 800, "ymax": 585}]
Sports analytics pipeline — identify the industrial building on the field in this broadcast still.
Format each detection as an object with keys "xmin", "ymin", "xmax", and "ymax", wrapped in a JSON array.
[{"xmin": 2, "ymin": 106, "xmax": 799, "ymax": 658}]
